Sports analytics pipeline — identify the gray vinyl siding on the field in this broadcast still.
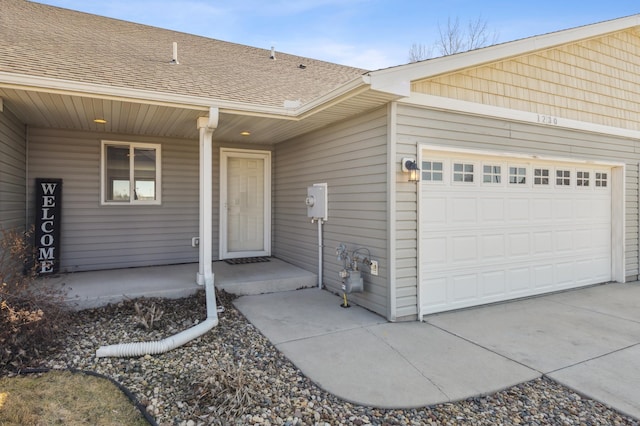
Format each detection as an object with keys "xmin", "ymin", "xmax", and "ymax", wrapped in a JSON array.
[
  {"xmin": 0, "ymin": 107, "xmax": 26, "ymax": 231},
  {"xmin": 396, "ymin": 103, "xmax": 640, "ymax": 317},
  {"xmin": 274, "ymin": 108, "xmax": 390, "ymax": 317},
  {"xmin": 27, "ymin": 128, "xmax": 200, "ymax": 272}
]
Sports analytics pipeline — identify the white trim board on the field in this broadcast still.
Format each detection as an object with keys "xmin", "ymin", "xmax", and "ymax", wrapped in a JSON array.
[{"xmin": 401, "ymin": 93, "xmax": 640, "ymax": 140}]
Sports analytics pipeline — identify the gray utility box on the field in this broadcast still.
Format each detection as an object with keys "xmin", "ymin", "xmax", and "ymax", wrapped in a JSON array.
[{"xmin": 306, "ymin": 183, "xmax": 328, "ymax": 220}]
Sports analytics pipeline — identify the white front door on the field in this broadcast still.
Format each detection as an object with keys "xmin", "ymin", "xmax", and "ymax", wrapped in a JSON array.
[{"xmin": 220, "ymin": 149, "xmax": 271, "ymax": 259}]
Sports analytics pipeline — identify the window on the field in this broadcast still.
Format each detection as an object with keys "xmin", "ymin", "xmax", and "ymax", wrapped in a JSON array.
[
  {"xmin": 577, "ymin": 171, "xmax": 590, "ymax": 187},
  {"xmin": 534, "ymin": 168, "xmax": 550, "ymax": 185},
  {"xmin": 595, "ymin": 172, "xmax": 608, "ymax": 188},
  {"xmin": 483, "ymin": 165, "xmax": 501, "ymax": 183},
  {"xmin": 556, "ymin": 169, "xmax": 571, "ymax": 186},
  {"xmin": 101, "ymin": 141, "xmax": 161, "ymax": 204},
  {"xmin": 422, "ymin": 161, "xmax": 444, "ymax": 182},
  {"xmin": 509, "ymin": 167, "xmax": 526, "ymax": 184},
  {"xmin": 453, "ymin": 163, "xmax": 474, "ymax": 183}
]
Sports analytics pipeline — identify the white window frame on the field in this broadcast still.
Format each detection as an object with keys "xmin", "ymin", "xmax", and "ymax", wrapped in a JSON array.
[
  {"xmin": 555, "ymin": 168, "xmax": 572, "ymax": 187},
  {"xmin": 576, "ymin": 170, "xmax": 591, "ymax": 188},
  {"xmin": 533, "ymin": 167, "xmax": 551, "ymax": 186},
  {"xmin": 100, "ymin": 140, "xmax": 162, "ymax": 205},
  {"xmin": 594, "ymin": 171, "xmax": 609, "ymax": 189},
  {"xmin": 482, "ymin": 163, "xmax": 503, "ymax": 185},
  {"xmin": 452, "ymin": 161, "xmax": 475, "ymax": 184},
  {"xmin": 421, "ymin": 160, "xmax": 445, "ymax": 183},
  {"xmin": 508, "ymin": 165, "xmax": 527, "ymax": 185}
]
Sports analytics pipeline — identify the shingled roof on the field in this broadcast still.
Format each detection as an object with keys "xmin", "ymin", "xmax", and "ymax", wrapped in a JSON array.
[{"xmin": 1, "ymin": 0, "xmax": 368, "ymax": 108}]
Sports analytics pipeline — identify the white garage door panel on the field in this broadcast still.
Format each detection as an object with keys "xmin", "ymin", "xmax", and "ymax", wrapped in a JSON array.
[{"xmin": 420, "ymin": 153, "xmax": 613, "ymax": 315}]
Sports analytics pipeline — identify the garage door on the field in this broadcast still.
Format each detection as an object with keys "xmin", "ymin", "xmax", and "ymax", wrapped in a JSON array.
[{"xmin": 420, "ymin": 150, "xmax": 613, "ymax": 315}]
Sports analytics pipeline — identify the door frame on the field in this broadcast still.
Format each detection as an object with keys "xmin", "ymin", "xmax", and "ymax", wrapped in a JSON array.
[{"xmin": 219, "ymin": 148, "xmax": 272, "ymax": 259}]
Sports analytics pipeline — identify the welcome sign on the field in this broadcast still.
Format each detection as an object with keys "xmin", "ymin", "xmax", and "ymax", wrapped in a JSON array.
[{"xmin": 35, "ymin": 178, "xmax": 62, "ymax": 275}]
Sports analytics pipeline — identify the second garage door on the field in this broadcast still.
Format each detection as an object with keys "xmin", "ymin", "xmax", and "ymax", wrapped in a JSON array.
[{"xmin": 420, "ymin": 149, "xmax": 613, "ymax": 315}]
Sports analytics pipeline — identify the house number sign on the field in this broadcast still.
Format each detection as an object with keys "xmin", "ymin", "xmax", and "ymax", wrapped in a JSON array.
[{"xmin": 35, "ymin": 178, "xmax": 62, "ymax": 275}]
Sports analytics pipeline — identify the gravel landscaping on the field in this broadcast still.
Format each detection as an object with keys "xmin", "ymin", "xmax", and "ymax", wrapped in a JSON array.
[{"xmin": 5, "ymin": 289, "xmax": 639, "ymax": 426}]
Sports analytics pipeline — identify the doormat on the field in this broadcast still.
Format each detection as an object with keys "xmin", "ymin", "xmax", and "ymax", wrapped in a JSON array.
[{"xmin": 224, "ymin": 257, "xmax": 271, "ymax": 265}]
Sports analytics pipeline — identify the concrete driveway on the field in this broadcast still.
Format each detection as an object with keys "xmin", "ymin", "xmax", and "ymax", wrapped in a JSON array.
[{"xmin": 234, "ymin": 282, "xmax": 640, "ymax": 419}]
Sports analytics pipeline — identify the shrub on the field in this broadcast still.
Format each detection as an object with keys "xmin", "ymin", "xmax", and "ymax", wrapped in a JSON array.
[
  {"xmin": 193, "ymin": 361, "xmax": 263, "ymax": 423},
  {"xmin": 0, "ymin": 226, "xmax": 69, "ymax": 369}
]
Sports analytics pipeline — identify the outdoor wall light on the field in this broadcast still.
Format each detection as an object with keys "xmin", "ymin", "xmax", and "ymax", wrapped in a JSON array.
[
  {"xmin": 240, "ymin": 131, "xmax": 251, "ymax": 136},
  {"xmin": 401, "ymin": 157, "xmax": 420, "ymax": 183},
  {"xmin": 93, "ymin": 118, "xmax": 107, "ymax": 124}
]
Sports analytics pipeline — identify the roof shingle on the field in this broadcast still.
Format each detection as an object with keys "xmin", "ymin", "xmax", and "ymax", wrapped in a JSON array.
[{"xmin": 1, "ymin": 0, "xmax": 368, "ymax": 108}]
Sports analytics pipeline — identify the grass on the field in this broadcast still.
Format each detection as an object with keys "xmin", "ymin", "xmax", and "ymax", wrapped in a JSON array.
[{"xmin": 0, "ymin": 370, "xmax": 149, "ymax": 426}]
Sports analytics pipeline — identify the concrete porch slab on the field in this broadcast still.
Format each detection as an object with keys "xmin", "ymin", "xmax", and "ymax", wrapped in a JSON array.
[
  {"xmin": 213, "ymin": 259, "xmax": 317, "ymax": 296},
  {"xmin": 50, "ymin": 263, "xmax": 200, "ymax": 309},
  {"xmin": 48, "ymin": 258, "xmax": 316, "ymax": 310}
]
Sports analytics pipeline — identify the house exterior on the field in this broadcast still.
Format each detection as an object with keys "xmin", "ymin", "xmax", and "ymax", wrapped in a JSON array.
[{"xmin": 1, "ymin": 0, "xmax": 639, "ymax": 321}]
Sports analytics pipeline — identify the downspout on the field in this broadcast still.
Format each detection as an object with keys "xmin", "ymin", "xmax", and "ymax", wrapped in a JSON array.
[
  {"xmin": 96, "ymin": 108, "xmax": 220, "ymax": 358},
  {"xmin": 196, "ymin": 108, "xmax": 218, "ymax": 288},
  {"xmin": 95, "ymin": 279, "xmax": 218, "ymax": 357}
]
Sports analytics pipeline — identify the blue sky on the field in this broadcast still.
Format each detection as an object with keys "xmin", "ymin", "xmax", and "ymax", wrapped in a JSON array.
[{"xmin": 35, "ymin": 1, "xmax": 640, "ymax": 70}]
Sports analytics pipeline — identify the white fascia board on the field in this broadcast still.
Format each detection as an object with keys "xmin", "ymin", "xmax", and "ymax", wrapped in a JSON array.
[
  {"xmin": 368, "ymin": 14, "xmax": 640, "ymax": 85},
  {"xmin": 0, "ymin": 71, "xmax": 374, "ymax": 121},
  {"xmin": 402, "ymin": 93, "xmax": 640, "ymax": 141}
]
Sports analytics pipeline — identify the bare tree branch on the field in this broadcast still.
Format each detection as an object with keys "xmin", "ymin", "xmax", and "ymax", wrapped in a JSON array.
[
  {"xmin": 408, "ymin": 15, "xmax": 499, "ymax": 62},
  {"xmin": 408, "ymin": 42, "xmax": 433, "ymax": 63}
]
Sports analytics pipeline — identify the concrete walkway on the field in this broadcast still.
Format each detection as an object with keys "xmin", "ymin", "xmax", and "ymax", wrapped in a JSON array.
[{"xmin": 234, "ymin": 283, "xmax": 640, "ymax": 419}]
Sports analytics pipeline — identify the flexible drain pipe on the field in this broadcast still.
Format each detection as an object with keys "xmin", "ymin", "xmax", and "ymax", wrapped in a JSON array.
[{"xmin": 95, "ymin": 279, "xmax": 219, "ymax": 358}]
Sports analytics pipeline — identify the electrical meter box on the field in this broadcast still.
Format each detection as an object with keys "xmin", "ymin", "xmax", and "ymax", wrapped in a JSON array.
[{"xmin": 306, "ymin": 183, "xmax": 327, "ymax": 220}]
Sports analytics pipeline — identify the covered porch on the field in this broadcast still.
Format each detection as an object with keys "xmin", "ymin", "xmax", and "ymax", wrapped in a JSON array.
[{"xmin": 48, "ymin": 258, "xmax": 317, "ymax": 310}]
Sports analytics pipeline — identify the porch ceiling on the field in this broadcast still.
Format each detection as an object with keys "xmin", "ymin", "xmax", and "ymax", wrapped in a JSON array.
[{"xmin": 0, "ymin": 86, "xmax": 397, "ymax": 144}]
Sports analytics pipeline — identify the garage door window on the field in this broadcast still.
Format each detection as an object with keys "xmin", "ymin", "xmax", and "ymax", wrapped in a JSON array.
[
  {"xmin": 483, "ymin": 165, "xmax": 502, "ymax": 183},
  {"xmin": 509, "ymin": 167, "xmax": 527, "ymax": 184},
  {"xmin": 577, "ymin": 171, "xmax": 590, "ymax": 187},
  {"xmin": 453, "ymin": 163, "xmax": 474, "ymax": 183},
  {"xmin": 556, "ymin": 169, "xmax": 571, "ymax": 186},
  {"xmin": 534, "ymin": 168, "xmax": 550, "ymax": 185},
  {"xmin": 595, "ymin": 172, "xmax": 608, "ymax": 187},
  {"xmin": 422, "ymin": 161, "xmax": 444, "ymax": 182}
]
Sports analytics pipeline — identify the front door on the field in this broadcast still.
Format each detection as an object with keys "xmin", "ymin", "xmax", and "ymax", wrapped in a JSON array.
[{"xmin": 220, "ymin": 149, "xmax": 271, "ymax": 259}]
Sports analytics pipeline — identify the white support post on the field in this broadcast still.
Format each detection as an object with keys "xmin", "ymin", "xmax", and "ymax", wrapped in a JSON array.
[{"xmin": 196, "ymin": 107, "xmax": 219, "ymax": 286}]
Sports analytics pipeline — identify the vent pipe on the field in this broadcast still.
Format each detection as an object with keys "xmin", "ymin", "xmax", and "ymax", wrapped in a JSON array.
[
  {"xmin": 270, "ymin": 46, "xmax": 276, "ymax": 60},
  {"xmin": 171, "ymin": 42, "xmax": 179, "ymax": 64}
]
